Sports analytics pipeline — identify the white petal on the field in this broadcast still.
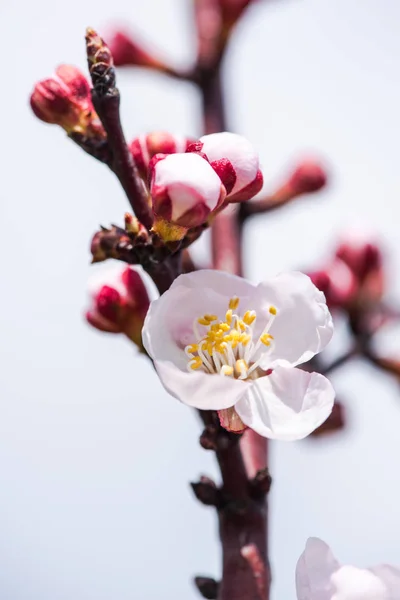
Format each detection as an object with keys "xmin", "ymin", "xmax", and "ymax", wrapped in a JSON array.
[
  {"xmin": 142, "ymin": 285, "xmax": 230, "ymax": 370},
  {"xmin": 295, "ymin": 537, "xmax": 339, "ymax": 600},
  {"xmin": 235, "ymin": 367, "xmax": 334, "ymax": 440},
  {"xmin": 154, "ymin": 360, "xmax": 250, "ymax": 410},
  {"xmin": 199, "ymin": 132, "xmax": 259, "ymax": 195},
  {"xmin": 369, "ymin": 565, "xmax": 400, "ymax": 599},
  {"xmin": 254, "ymin": 271, "xmax": 333, "ymax": 368},
  {"xmin": 170, "ymin": 269, "xmax": 257, "ymax": 298},
  {"xmin": 331, "ymin": 565, "xmax": 388, "ymax": 600},
  {"xmin": 152, "ymin": 153, "xmax": 222, "ymax": 216}
]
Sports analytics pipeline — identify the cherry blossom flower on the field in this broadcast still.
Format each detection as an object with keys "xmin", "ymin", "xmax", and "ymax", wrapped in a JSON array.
[
  {"xmin": 188, "ymin": 131, "xmax": 263, "ymax": 202},
  {"xmin": 142, "ymin": 270, "xmax": 334, "ymax": 439},
  {"xmin": 296, "ymin": 537, "xmax": 400, "ymax": 600}
]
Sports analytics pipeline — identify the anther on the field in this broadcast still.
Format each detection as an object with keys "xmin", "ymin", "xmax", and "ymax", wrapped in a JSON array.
[
  {"xmin": 235, "ymin": 359, "xmax": 248, "ymax": 379},
  {"xmin": 243, "ymin": 310, "xmax": 256, "ymax": 325},
  {"xmin": 269, "ymin": 306, "xmax": 277, "ymax": 315},
  {"xmin": 229, "ymin": 296, "xmax": 240, "ymax": 310},
  {"xmin": 220, "ymin": 365, "xmax": 234, "ymax": 376},
  {"xmin": 189, "ymin": 356, "xmax": 203, "ymax": 370}
]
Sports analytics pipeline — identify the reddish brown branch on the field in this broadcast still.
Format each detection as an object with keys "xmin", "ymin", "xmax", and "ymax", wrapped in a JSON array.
[
  {"xmin": 199, "ymin": 412, "xmax": 270, "ymax": 600},
  {"xmin": 194, "ymin": 22, "xmax": 270, "ymax": 596},
  {"xmin": 86, "ymin": 28, "xmax": 154, "ymax": 231}
]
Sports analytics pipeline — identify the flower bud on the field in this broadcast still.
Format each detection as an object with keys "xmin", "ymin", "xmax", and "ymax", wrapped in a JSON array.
[
  {"xmin": 86, "ymin": 265, "xmax": 150, "ymax": 348},
  {"xmin": 108, "ymin": 31, "xmax": 168, "ymax": 71},
  {"xmin": 335, "ymin": 236, "xmax": 382, "ymax": 282},
  {"xmin": 149, "ymin": 152, "xmax": 226, "ymax": 241},
  {"xmin": 309, "ymin": 260, "xmax": 357, "ymax": 310},
  {"xmin": 129, "ymin": 132, "xmax": 195, "ymax": 180},
  {"xmin": 335, "ymin": 233, "xmax": 384, "ymax": 308},
  {"xmin": 30, "ymin": 65, "xmax": 104, "ymax": 137},
  {"xmin": 188, "ymin": 132, "xmax": 263, "ymax": 202},
  {"xmin": 287, "ymin": 160, "xmax": 327, "ymax": 195}
]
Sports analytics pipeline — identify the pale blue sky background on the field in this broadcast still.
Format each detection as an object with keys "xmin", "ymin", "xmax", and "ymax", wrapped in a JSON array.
[{"xmin": 1, "ymin": 0, "xmax": 400, "ymax": 598}]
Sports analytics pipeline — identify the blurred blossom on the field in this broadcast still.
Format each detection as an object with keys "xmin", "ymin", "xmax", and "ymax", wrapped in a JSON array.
[{"xmin": 296, "ymin": 537, "xmax": 400, "ymax": 600}]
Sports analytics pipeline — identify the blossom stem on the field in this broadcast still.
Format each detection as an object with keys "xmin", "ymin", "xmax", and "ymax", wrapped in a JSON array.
[{"xmin": 194, "ymin": 56, "xmax": 270, "ymax": 598}]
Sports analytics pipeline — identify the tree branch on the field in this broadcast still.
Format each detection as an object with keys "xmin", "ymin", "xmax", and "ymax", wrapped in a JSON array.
[{"xmin": 85, "ymin": 28, "xmax": 154, "ymax": 231}]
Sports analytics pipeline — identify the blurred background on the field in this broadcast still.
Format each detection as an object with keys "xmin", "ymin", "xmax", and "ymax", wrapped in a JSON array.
[{"xmin": 1, "ymin": 0, "xmax": 400, "ymax": 598}]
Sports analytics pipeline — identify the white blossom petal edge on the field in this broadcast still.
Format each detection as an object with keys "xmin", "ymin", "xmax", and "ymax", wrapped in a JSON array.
[
  {"xmin": 142, "ymin": 269, "xmax": 334, "ymax": 439},
  {"xmin": 296, "ymin": 537, "xmax": 400, "ymax": 600}
]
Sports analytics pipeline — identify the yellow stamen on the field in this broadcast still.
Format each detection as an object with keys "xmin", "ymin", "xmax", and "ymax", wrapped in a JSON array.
[
  {"xmin": 204, "ymin": 314, "xmax": 218, "ymax": 322},
  {"xmin": 260, "ymin": 333, "xmax": 273, "ymax": 346},
  {"xmin": 235, "ymin": 359, "xmax": 248, "ymax": 377},
  {"xmin": 269, "ymin": 306, "xmax": 277, "ymax": 315},
  {"xmin": 221, "ymin": 365, "xmax": 234, "ymax": 376},
  {"xmin": 189, "ymin": 356, "xmax": 203, "ymax": 370},
  {"xmin": 225, "ymin": 309, "xmax": 233, "ymax": 325},
  {"xmin": 198, "ymin": 317, "xmax": 210, "ymax": 326},
  {"xmin": 240, "ymin": 334, "xmax": 251, "ymax": 346},
  {"xmin": 243, "ymin": 310, "xmax": 256, "ymax": 326},
  {"xmin": 229, "ymin": 296, "xmax": 240, "ymax": 310},
  {"xmin": 187, "ymin": 344, "xmax": 198, "ymax": 354}
]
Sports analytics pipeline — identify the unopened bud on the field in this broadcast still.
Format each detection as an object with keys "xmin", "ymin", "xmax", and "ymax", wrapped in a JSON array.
[
  {"xmin": 335, "ymin": 236, "xmax": 382, "ymax": 282},
  {"xmin": 335, "ymin": 232, "xmax": 384, "ymax": 307},
  {"xmin": 108, "ymin": 31, "xmax": 168, "ymax": 72},
  {"xmin": 188, "ymin": 132, "xmax": 263, "ymax": 202},
  {"xmin": 129, "ymin": 132, "xmax": 195, "ymax": 180},
  {"xmin": 86, "ymin": 28, "xmax": 115, "ymax": 94},
  {"xmin": 286, "ymin": 160, "xmax": 327, "ymax": 196},
  {"xmin": 30, "ymin": 65, "xmax": 105, "ymax": 138},
  {"xmin": 309, "ymin": 260, "xmax": 357, "ymax": 310},
  {"xmin": 149, "ymin": 152, "xmax": 226, "ymax": 241},
  {"xmin": 86, "ymin": 265, "xmax": 150, "ymax": 348}
]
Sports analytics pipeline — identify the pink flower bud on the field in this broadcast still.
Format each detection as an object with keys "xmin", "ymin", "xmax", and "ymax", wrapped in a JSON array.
[
  {"xmin": 30, "ymin": 65, "xmax": 102, "ymax": 136},
  {"xmin": 129, "ymin": 132, "xmax": 195, "ymax": 180},
  {"xmin": 309, "ymin": 260, "xmax": 357, "ymax": 310},
  {"xmin": 108, "ymin": 31, "xmax": 168, "ymax": 71},
  {"xmin": 86, "ymin": 265, "xmax": 150, "ymax": 348},
  {"xmin": 149, "ymin": 152, "xmax": 226, "ymax": 240},
  {"xmin": 286, "ymin": 160, "xmax": 327, "ymax": 196},
  {"xmin": 335, "ymin": 233, "xmax": 385, "ymax": 307},
  {"xmin": 335, "ymin": 236, "xmax": 382, "ymax": 282},
  {"xmin": 188, "ymin": 132, "xmax": 263, "ymax": 202}
]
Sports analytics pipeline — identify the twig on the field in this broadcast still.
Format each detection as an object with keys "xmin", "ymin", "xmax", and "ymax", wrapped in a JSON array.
[
  {"xmin": 85, "ymin": 28, "xmax": 154, "ymax": 231},
  {"xmin": 321, "ymin": 346, "xmax": 359, "ymax": 375},
  {"xmin": 199, "ymin": 412, "xmax": 270, "ymax": 600}
]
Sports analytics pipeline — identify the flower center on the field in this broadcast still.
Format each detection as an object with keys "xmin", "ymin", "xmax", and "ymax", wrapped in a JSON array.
[{"xmin": 184, "ymin": 296, "xmax": 277, "ymax": 380}]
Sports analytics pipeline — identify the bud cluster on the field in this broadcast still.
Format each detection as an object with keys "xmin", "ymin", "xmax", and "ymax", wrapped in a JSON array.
[
  {"xmin": 309, "ymin": 233, "xmax": 384, "ymax": 313},
  {"xmin": 131, "ymin": 130, "xmax": 264, "ymax": 241}
]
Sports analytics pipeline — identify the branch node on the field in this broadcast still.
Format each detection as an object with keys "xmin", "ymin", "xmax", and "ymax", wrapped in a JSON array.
[
  {"xmin": 194, "ymin": 576, "xmax": 220, "ymax": 599},
  {"xmin": 191, "ymin": 476, "xmax": 221, "ymax": 507},
  {"xmin": 248, "ymin": 467, "xmax": 272, "ymax": 499}
]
